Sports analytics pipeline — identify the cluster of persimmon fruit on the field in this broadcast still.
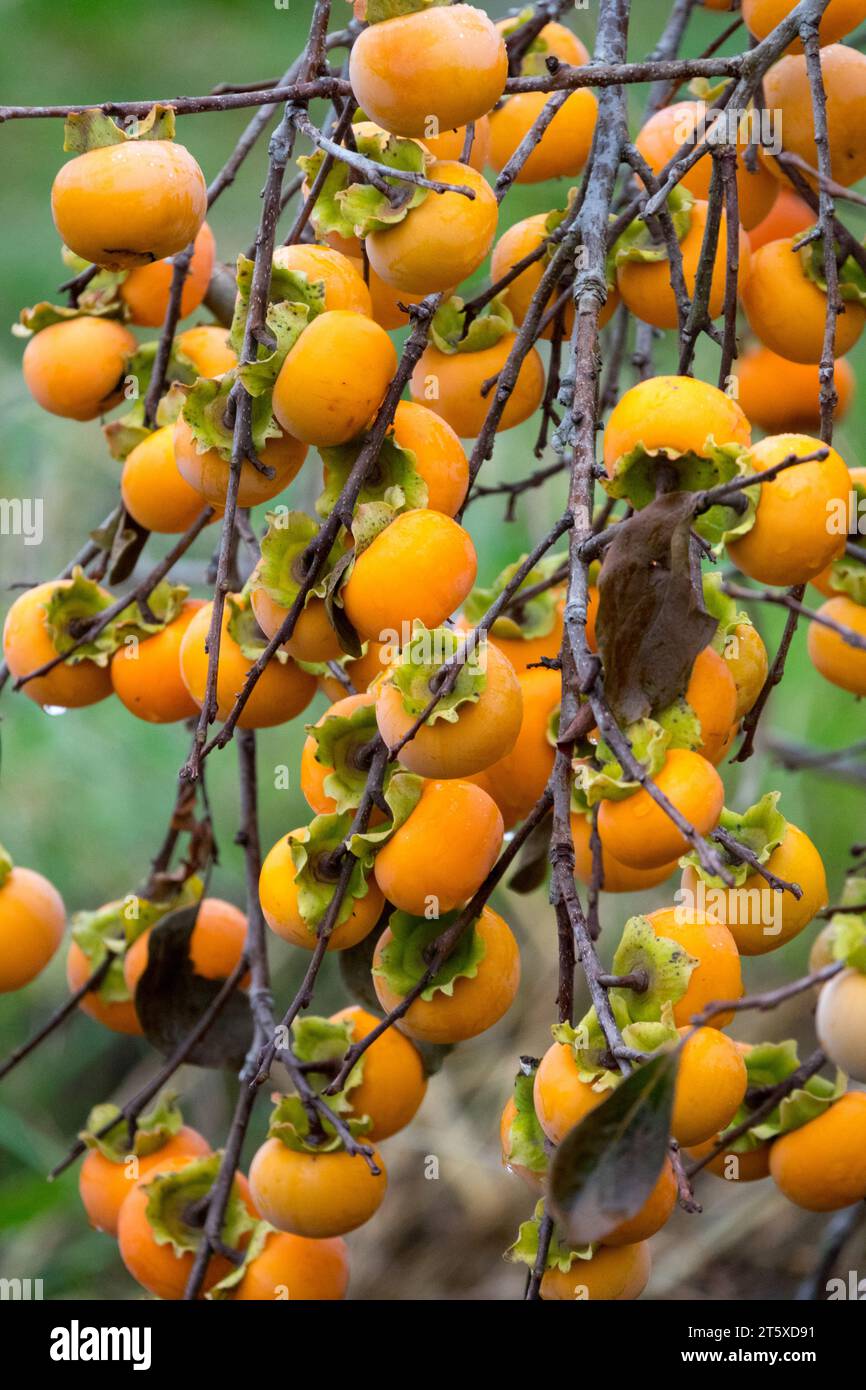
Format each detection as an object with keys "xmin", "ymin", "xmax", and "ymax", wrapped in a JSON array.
[{"xmin": 4, "ymin": 0, "xmax": 866, "ymax": 1300}]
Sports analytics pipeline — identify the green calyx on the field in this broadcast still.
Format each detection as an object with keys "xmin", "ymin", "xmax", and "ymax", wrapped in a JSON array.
[
  {"xmin": 266, "ymin": 1092, "xmax": 371, "ymax": 1155},
  {"xmin": 799, "ymin": 231, "xmax": 866, "ymax": 307},
  {"xmin": 256, "ymin": 510, "xmax": 338, "ymax": 608},
  {"xmin": 44, "ymin": 568, "xmax": 116, "ymax": 666},
  {"xmin": 611, "ymin": 916, "xmax": 698, "ymax": 1023},
  {"xmin": 573, "ymin": 718, "xmax": 669, "ymax": 806},
  {"xmin": 505, "ymin": 1201, "xmax": 592, "ymax": 1272},
  {"xmin": 824, "ymin": 875, "xmax": 866, "ymax": 971},
  {"xmin": 502, "ymin": 1062, "xmax": 548, "ymax": 1179},
  {"xmin": 703, "ymin": 571, "xmax": 752, "ymax": 656},
  {"xmin": 348, "ymin": 769, "xmax": 423, "ymax": 857},
  {"xmin": 0, "ymin": 845, "xmax": 14, "ymax": 890},
  {"xmin": 207, "ymin": 1220, "xmax": 276, "ymax": 1299},
  {"xmin": 604, "ymin": 437, "xmax": 757, "ymax": 546},
  {"xmin": 500, "ymin": 8, "xmax": 580, "ymax": 78},
  {"xmin": 372, "ymin": 908, "xmax": 486, "ymax": 1002},
  {"xmin": 612, "ymin": 185, "xmax": 694, "ymax": 266},
  {"xmin": 71, "ymin": 880, "xmax": 203, "ymax": 1004},
  {"xmin": 306, "ymin": 700, "xmax": 381, "ymax": 815},
  {"xmin": 553, "ymin": 1003, "xmax": 679, "ymax": 1094},
  {"xmin": 230, "ymin": 254, "xmax": 323, "ymax": 359},
  {"xmin": 226, "ymin": 592, "xmax": 289, "ymax": 666},
  {"xmin": 288, "ymin": 812, "xmax": 379, "ymax": 933},
  {"xmin": 429, "ymin": 295, "xmax": 514, "ymax": 356},
  {"xmin": 386, "ymin": 622, "xmax": 489, "ymax": 727},
  {"xmin": 719, "ymin": 1041, "xmax": 846, "ymax": 1152},
  {"xmin": 680, "ymin": 791, "xmax": 787, "ymax": 889},
  {"xmin": 463, "ymin": 552, "xmax": 565, "ymax": 643},
  {"xmin": 298, "ymin": 127, "xmax": 431, "ymax": 242},
  {"xmin": 142, "ymin": 1152, "xmax": 256, "ymax": 1258},
  {"xmin": 63, "ymin": 105, "xmax": 176, "ymax": 154},
  {"xmin": 102, "ymin": 351, "xmax": 195, "ymax": 462},
  {"xmin": 114, "ymin": 581, "xmax": 188, "ymax": 644},
  {"xmin": 80, "ymin": 1092, "xmax": 185, "ymax": 1163},
  {"xmin": 363, "ymin": 0, "xmax": 449, "ymax": 25},
  {"xmin": 317, "ymin": 433, "xmax": 428, "ymax": 519},
  {"xmin": 264, "ymin": 1015, "xmax": 372, "ymax": 1154}
]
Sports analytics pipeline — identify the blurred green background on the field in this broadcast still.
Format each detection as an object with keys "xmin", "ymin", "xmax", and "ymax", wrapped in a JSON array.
[{"xmin": 1, "ymin": 0, "xmax": 864, "ymax": 1301}]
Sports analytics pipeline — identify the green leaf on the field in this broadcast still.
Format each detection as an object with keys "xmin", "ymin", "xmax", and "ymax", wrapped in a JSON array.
[
  {"xmin": 548, "ymin": 1050, "xmax": 680, "ymax": 1247},
  {"xmin": 372, "ymin": 909, "xmax": 485, "ymax": 1002}
]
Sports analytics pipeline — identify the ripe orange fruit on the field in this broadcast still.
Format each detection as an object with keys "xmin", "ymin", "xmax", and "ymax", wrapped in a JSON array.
[
  {"xmin": 232, "ymin": 1230, "xmax": 349, "ymax": 1301},
  {"xmin": 273, "ymin": 310, "xmax": 397, "ymax": 446},
  {"xmin": 770, "ymin": 1091, "xmax": 866, "ymax": 1210},
  {"xmin": 342, "ymin": 509, "xmax": 478, "ymax": 641},
  {"xmin": 603, "ymin": 375, "xmax": 752, "ymax": 476},
  {"xmin": 373, "ymin": 778, "xmax": 504, "ymax": 916},
  {"xmin": 747, "ymin": 188, "xmax": 813, "ymax": 251},
  {"xmin": 423, "ymin": 116, "xmax": 490, "ymax": 172},
  {"xmin": 671, "ymin": 1026, "xmax": 748, "ymax": 1146},
  {"xmin": 121, "ymin": 424, "xmax": 210, "ymax": 534},
  {"xmin": 66, "ymin": 939, "xmax": 142, "ymax": 1036},
  {"xmin": 741, "ymin": 239, "xmax": 866, "ymax": 364},
  {"xmin": 348, "ymin": 4, "xmax": 507, "ymax": 138},
  {"xmin": 300, "ymin": 692, "xmax": 377, "ymax": 816},
  {"xmin": 478, "ymin": 666, "xmax": 560, "ymax": 828},
  {"xmin": 0, "ymin": 858, "xmax": 65, "ymax": 993},
  {"xmin": 597, "ymin": 750, "xmax": 725, "ymax": 871},
  {"xmin": 686, "ymin": 646, "xmax": 738, "ymax": 765},
  {"xmin": 646, "ymin": 907, "xmax": 744, "ymax": 1028},
  {"xmin": 250, "ymin": 585, "xmax": 342, "ymax": 667},
  {"xmin": 110, "ymin": 598, "xmax": 206, "ymax": 724},
  {"xmin": 534, "ymin": 1041, "xmax": 607, "ymax": 1146},
  {"xmin": 618, "ymin": 200, "xmax": 751, "ymax": 329},
  {"xmin": 762, "ymin": 45, "xmax": 866, "ymax": 187},
  {"xmin": 179, "ymin": 598, "xmax": 316, "ymax": 728},
  {"xmin": 410, "ymin": 334, "xmax": 545, "ymax": 438},
  {"xmin": 123, "ymin": 896, "xmax": 248, "ymax": 997},
  {"xmin": 176, "ymin": 324, "xmax": 238, "ymax": 378},
  {"xmin": 488, "ymin": 89, "xmax": 598, "ymax": 184},
  {"xmin": 330, "ymin": 1004, "xmax": 427, "ymax": 1141},
  {"xmin": 688, "ymin": 1134, "xmax": 772, "ymax": 1182},
  {"xmin": 2, "ymin": 579, "xmax": 114, "ymax": 710},
  {"xmin": 120, "ymin": 221, "xmax": 215, "ymax": 327},
  {"xmin": 22, "ymin": 317, "xmax": 136, "ymax": 420},
  {"xmin": 249, "ymin": 1138, "xmax": 387, "ymax": 1238},
  {"xmin": 52, "ymin": 140, "xmax": 207, "ymax": 269},
  {"xmin": 570, "ymin": 812, "xmax": 678, "ymax": 893},
  {"xmin": 808, "ymin": 596, "xmax": 866, "ymax": 695},
  {"xmin": 540, "ymin": 1242, "xmax": 651, "ymax": 1300},
  {"xmin": 366, "ymin": 161, "xmax": 498, "ymax": 295},
  {"xmin": 173, "ymin": 413, "xmax": 307, "ymax": 510},
  {"xmin": 372, "ymin": 905, "xmax": 520, "ymax": 1044},
  {"xmin": 727, "ymin": 434, "xmax": 851, "ymax": 585},
  {"xmin": 391, "ymin": 400, "xmax": 469, "ymax": 516},
  {"xmin": 743, "ymin": 0, "xmax": 866, "ymax": 49},
  {"xmin": 80, "ymin": 1127, "xmax": 211, "ymax": 1236},
  {"xmin": 736, "ymin": 346, "xmax": 855, "ymax": 433},
  {"xmin": 273, "ymin": 243, "xmax": 372, "ymax": 316},
  {"xmin": 258, "ymin": 832, "xmax": 385, "ymax": 952},
  {"xmin": 490, "ymin": 216, "xmax": 619, "ymax": 339}
]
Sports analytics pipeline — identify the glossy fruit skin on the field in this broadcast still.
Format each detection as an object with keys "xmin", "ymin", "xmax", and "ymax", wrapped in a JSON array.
[
  {"xmin": 343, "ymin": 509, "xmax": 478, "ymax": 642},
  {"xmin": 173, "ymin": 414, "xmax": 307, "ymax": 510},
  {"xmin": 680, "ymin": 824, "xmax": 827, "ymax": 957},
  {"xmin": 488, "ymin": 91, "xmax": 598, "ymax": 185},
  {"xmin": 724, "ymin": 623, "xmax": 768, "ymax": 720},
  {"xmin": 391, "ymin": 400, "xmax": 469, "ymax": 516},
  {"xmin": 376, "ymin": 641, "xmax": 522, "ymax": 780},
  {"xmin": 79, "ymin": 1127, "xmax": 211, "ymax": 1236},
  {"xmin": 686, "ymin": 646, "xmax": 738, "ymax": 765},
  {"xmin": 366, "ymin": 161, "xmax": 498, "ymax": 295},
  {"xmin": 571, "ymin": 812, "xmax": 678, "ymax": 893},
  {"xmin": 273, "ymin": 243, "xmax": 372, "ymax": 316},
  {"xmin": 816, "ymin": 969, "xmax": 866, "ymax": 1081},
  {"xmin": 250, "ymin": 588, "xmax": 341, "ymax": 667},
  {"xmin": 603, "ymin": 1160, "xmax": 678, "ymax": 1246},
  {"xmin": 249, "ymin": 1138, "xmax": 387, "ymax": 1238},
  {"xmin": 688, "ymin": 1134, "xmax": 772, "ymax": 1182},
  {"xmin": 727, "ymin": 434, "xmax": 850, "ymax": 585},
  {"xmin": 410, "ymin": 335, "xmax": 545, "ymax": 439},
  {"xmin": 0, "ymin": 865, "xmax": 65, "ymax": 993},
  {"xmin": 22, "ymin": 317, "xmax": 136, "ymax": 420},
  {"xmin": 348, "ymin": 4, "xmax": 507, "ymax": 138},
  {"xmin": 66, "ymin": 940, "xmax": 142, "ymax": 1035},
  {"xmin": 233, "ymin": 1230, "xmax": 349, "ymax": 1301},
  {"xmin": 540, "ymin": 1242, "xmax": 652, "ymax": 1301},
  {"xmin": 330, "ymin": 1005, "xmax": 427, "ymax": 1141},
  {"xmin": 534, "ymin": 1041, "xmax": 607, "ymax": 1146},
  {"xmin": 52, "ymin": 140, "xmax": 207, "ymax": 270},
  {"xmin": 598, "ymin": 750, "xmax": 725, "ymax": 871},
  {"xmin": 365, "ymin": 265, "xmax": 431, "ymax": 331},
  {"xmin": 117, "ymin": 1157, "xmax": 255, "ymax": 1299},
  {"xmin": 122, "ymin": 424, "xmax": 210, "ymax": 534},
  {"xmin": 808, "ymin": 596, "xmax": 866, "ymax": 694},
  {"xmin": 618, "ymin": 201, "xmax": 751, "ymax": 330},
  {"xmin": 110, "ymin": 599, "xmax": 206, "ymax": 724},
  {"xmin": 2, "ymin": 579, "xmax": 114, "ymax": 710},
  {"xmin": 176, "ymin": 324, "xmax": 238, "ymax": 378},
  {"xmin": 647, "ymin": 907, "xmax": 743, "ymax": 1028},
  {"xmin": 495, "ymin": 17, "xmax": 589, "ymax": 65},
  {"xmin": 120, "ymin": 221, "xmax": 215, "ymax": 326},
  {"xmin": 741, "ymin": 239, "xmax": 866, "ymax": 364},
  {"xmin": 318, "ymin": 641, "xmax": 390, "ymax": 702},
  {"xmin": 374, "ymin": 779, "xmax": 504, "ymax": 916},
  {"xmin": 179, "ymin": 600, "xmax": 316, "ymax": 729},
  {"xmin": 763, "ymin": 45, "xmax": 866, "ymax": 187},
  {"xmin": 603, "ymin": 375, "xmax": 752, "ymax": 475},
  {"xmin": 477, "ymin": 666, "xmax": 559, "ymax": 827},
  {"xmin": 300, "ymin": 693, "xmax": 377, "ymax": 815},
  {"xmin": 123, "ymin": 896, "xmax": 248, "ymax": 997},
  {"xmin": 490, "ymin": 216, "xmax": 620, "ymax": 340},
  {"xmin": 748, "ymin": 188, "xmax": 813, "ymax": 251},
  {"xmin": 372, "ymin": 905, "xmax": 520, "ymax": 1044},
  {"xmin": 423, "ymin": 116, "xmax": 490, "ymax": 172},
  {"xmin": 744, "ymin": 0, "xmax": 866, "ymax": 48},
  {"xmin": 672, "ymin": 1026, "xmax": 748, "ymax": 1147},
  {"xmin": 770, "ymin": 1091, "xmax": 866, "ymax": 1210},
  {"xmin": 258, "ymin": 832, "xmax": 385, "ymax": 952},
  {"xmin": 737, "ymin": 346, "xmax": 854, "ymax": 433},
  {"xmin": 635, "ymin": 101, "xmax": 778, "ymax": 231},
  {"xmin": 273, "ymin": 310, "xmax": 397, "ymax": 447}
]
